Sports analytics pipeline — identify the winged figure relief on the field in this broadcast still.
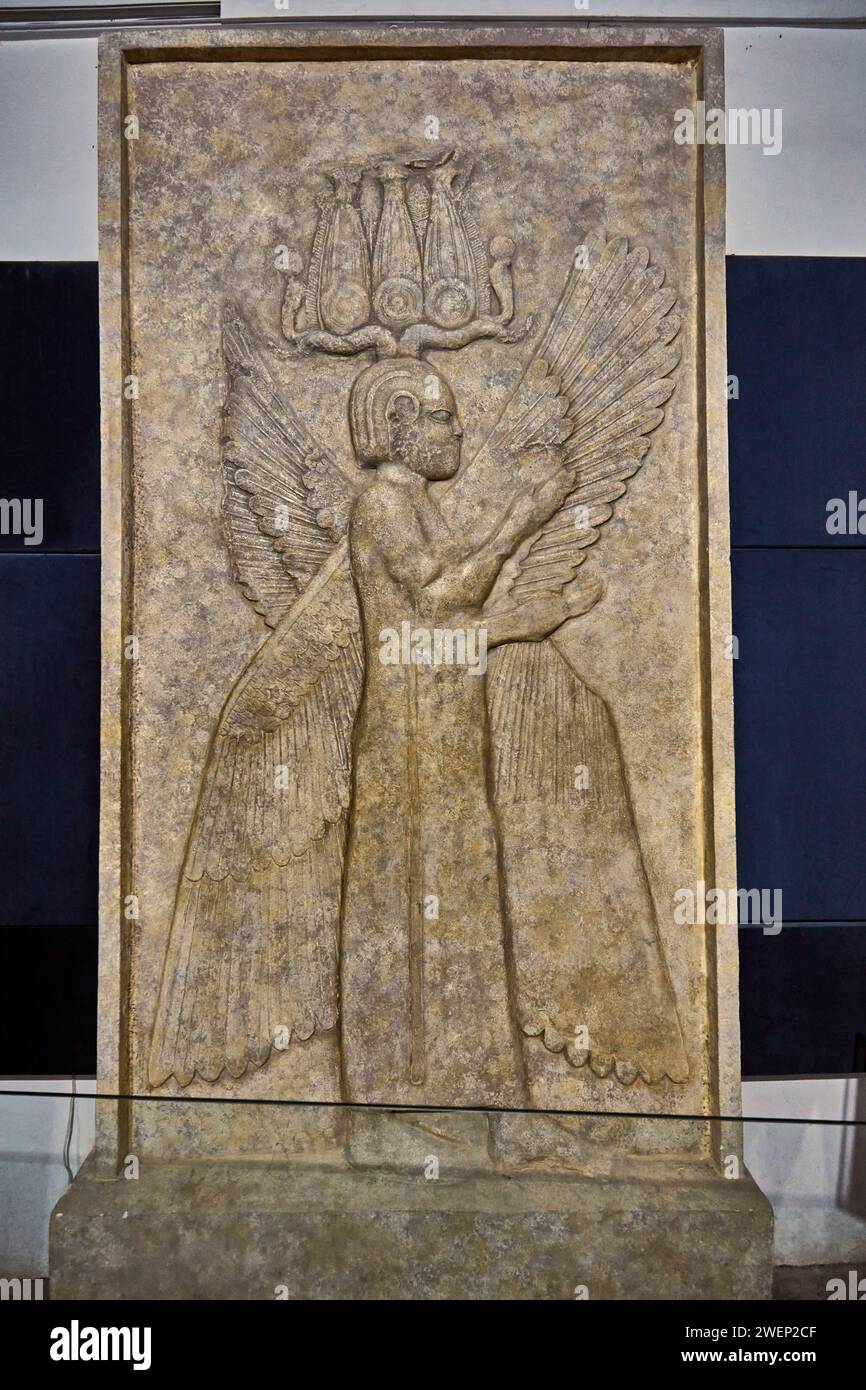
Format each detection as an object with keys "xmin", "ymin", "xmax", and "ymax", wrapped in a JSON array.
[{"xmin": 149, "ymin": 154, "xmax": 690, "ymax": 1157}]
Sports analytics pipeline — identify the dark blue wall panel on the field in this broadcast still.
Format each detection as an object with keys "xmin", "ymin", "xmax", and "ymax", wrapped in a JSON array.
[
  {"xmin": 0, "ymin": 927, "xmax": 97, "ymax": 1076},
  {"xmin": 739, "ymin": 926, "xmax": 866, "ymax": 1077},
  {"xmin": 732, "ymin": 550, "xmax": 866, "ymax": 923},
  {"xmin": 0, "ymin": 263, "xmax": 100, "ymax": 553},
  {"xmin": 0, "ymin": 265, "xmax": 101, "ymax": 1074},
  {"xmin": 729, "ymin": 256, "xmax": 866, "ymax": 1076},
  {"xmin": 727, "ymin": 257, "xmax": 866, "ymax": 549},
  {"xmin": 0, "ymin": 555, "xmax": 99, "ymax": 926}
]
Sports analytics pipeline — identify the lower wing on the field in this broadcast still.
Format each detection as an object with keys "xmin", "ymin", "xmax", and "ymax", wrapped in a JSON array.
[{"xmin": 148, "ymin": 544, "xmax": 363, "ymax": 1087}]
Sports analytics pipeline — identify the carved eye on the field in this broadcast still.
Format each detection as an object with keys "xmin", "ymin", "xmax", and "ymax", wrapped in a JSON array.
[{"xmin": 429, "ymin": 409, "xmax": 452, "ymax": 422}]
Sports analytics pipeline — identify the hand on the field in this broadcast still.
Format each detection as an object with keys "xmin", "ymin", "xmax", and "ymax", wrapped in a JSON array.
[
  {"xmin": 507, "ymin": 447, "xmax": 573, "ymax": 538},
  {"xmin": 496, "ymin": 574, "xmax": 604, "ymax": 643},
  {"xmin": 561, "ymin": 573, "xmax": 604, "ymax": 621}
]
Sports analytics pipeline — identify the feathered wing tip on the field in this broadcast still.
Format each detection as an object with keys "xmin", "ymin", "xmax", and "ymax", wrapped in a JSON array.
[{"xmin": 147, "ymin": 829, "xmax": 346, "ymax": 1089}]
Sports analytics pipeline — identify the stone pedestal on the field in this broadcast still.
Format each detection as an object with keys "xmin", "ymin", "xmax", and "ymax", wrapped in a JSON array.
[{"xmin": 52, "ymin": 1154, "xmax": 772, "ymax": 1301}]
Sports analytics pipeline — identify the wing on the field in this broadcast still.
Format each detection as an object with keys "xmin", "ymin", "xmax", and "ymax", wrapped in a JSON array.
[
  {"xmin": 148, "ymin": 544, "xmax": 363, "ymax": 1088},
  {"xmin": 221, "ymin": 302, "xmax": 365, "ymax": 628},
  {"xmin": 488, "ymin": 640, "xmax": 689, "ymax": 1086},
  {"xmin": 445, "ymin": 229, "xmax": 681, "ymax": 602}
]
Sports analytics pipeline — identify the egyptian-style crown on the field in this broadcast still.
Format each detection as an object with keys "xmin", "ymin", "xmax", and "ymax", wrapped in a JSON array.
[{"xmin": 279, "ymin": 148, "xmax": 530, "ymax": 360}]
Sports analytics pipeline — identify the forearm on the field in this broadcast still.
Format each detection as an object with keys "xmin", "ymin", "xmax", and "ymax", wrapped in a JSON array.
[
  {"xmin": 421, "ymin": 539, "xmax": 513, "ymax": 610},
  {"xmin": 468, "ymin": 611, "xmax": 529, "ymax": 648},
  {"xmin": 462, "ymin": 598, "xmax": 566, "ymax": 648},
  {"xmin": 451, "ymin": 491, "xmax": 542, "ymax": 565}
]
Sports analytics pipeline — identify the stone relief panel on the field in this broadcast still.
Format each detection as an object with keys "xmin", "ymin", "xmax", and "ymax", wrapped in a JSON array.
[{"xmin": 119, "ymin": 47, "xmax": 715, "ymax": 1165}]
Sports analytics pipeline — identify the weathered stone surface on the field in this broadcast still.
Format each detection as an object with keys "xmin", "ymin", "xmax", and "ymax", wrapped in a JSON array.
[
  {"xmin": 52, "ymin": 1153, "xmax": 772, "ymax": 1301},
  {"xmin": 51, "ymin": 22, "xmax": 771, "ymax": 1299}
]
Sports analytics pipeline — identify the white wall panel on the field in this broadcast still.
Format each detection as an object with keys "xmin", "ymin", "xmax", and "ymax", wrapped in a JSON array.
[
  {"xmin": 0, "ymin": 38, "xmax": 98, "ymax": 261},
  {"xmin": 726, "ymin": 27, "xmax": 866, "ymax": 254}
]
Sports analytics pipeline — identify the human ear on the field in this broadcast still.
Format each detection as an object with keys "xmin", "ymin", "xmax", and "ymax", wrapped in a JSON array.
[{"xmin": 387, "ymin": 391, "xmax": 420, "ymax": 427}]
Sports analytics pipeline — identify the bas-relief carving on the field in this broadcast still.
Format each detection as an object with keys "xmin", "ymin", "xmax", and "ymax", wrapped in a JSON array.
[
  {"xmin": 147, "ymin": 147, "xmax": 689, "ymax": 1168},
  {"xmin": 43, "ymin": 27, "xmax": 773, "ymax": 1304}
]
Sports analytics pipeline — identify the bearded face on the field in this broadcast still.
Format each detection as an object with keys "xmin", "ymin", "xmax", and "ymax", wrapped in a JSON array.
[{"xmin": 387, "ymin": 377, "xmax": 463, "ymax": 481}]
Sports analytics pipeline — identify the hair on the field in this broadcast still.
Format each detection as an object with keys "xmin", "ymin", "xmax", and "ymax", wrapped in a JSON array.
[{"xmin": 349, "ymin": 356, "xmax": 441, "ymax": 466}]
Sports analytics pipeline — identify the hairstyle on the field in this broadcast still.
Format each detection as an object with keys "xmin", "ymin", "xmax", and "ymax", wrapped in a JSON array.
[{"xmin": 349, "ymin": 356, "xmax": 441, "ymax": 466}]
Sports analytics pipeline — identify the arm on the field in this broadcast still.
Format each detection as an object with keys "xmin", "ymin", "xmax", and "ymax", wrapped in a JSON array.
[
  {"xmin": 462, "ymin": 573, "xmax": 604, "ymax": 648},
  {"xmin": 355, "ymin": 476, "xmax": 559, "ymax": 610},
  {"xmin": 353, "ymin": 486, "xmax": 443, "ymax": 593},
  {"xmin": 425, "ymin": 454, "xmax": 575, "ymax": 611}
]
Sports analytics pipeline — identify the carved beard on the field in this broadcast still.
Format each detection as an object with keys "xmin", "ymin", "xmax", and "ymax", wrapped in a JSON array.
[
  {"xmin": 390, "ymin": 417, "xmax": 436, "ymax": 476},
  {"xmin": 390, "ymin": 416, "xmax": 455, "ymax": 480}
]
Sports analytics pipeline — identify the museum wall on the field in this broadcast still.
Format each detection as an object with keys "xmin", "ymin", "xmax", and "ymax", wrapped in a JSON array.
[{"xmin": 1, "ymin": 21, "xmax": 864, "ymax": 1275}]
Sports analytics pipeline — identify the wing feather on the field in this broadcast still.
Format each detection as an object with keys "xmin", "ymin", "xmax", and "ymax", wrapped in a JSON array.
[
  {"xmin": 149, "ymin": 545, "xmax": 363, "ymax": 1087},
  {"xmin": 447, "ymin": 229, "xmax": 681, "ymax": 601},
  {"xmin": 505, "ymin": 232, "xmax": 682, "ymax": 602},
  {"xmin": 221, "ymin": 303, "xmax": 363, "ymax": 628}
]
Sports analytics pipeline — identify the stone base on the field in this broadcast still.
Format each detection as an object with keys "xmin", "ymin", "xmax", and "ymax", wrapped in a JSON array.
[{"xmin": 51, "ymin": 1153, "xmax": 773, "ymax": 1300}]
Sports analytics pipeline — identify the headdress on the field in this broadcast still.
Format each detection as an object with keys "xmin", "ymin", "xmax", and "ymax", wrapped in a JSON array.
[{"xmin": 279, "ymin": 148, "xmax": 530, "ymax": 361}]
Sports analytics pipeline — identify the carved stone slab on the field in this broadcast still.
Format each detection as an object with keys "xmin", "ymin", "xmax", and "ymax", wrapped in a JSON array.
[{"xmin": 51, "ymin": 22, "xmax": 771, "ymax": 1300}]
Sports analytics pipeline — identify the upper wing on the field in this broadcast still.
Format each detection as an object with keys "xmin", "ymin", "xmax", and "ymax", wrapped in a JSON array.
[
  {"xmin": 221, "ymin": 303, "xmax": 365, "ymax": 628},
  {"xmin": 148, "ymin": 544, "xmax": 363, "ymax": 1088},
  {"xmin": 445, "ymin": 229, "xmax": 681, "ymax": 602}
]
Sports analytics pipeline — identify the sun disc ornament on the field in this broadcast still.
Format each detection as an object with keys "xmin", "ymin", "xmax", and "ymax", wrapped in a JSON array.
[
  {"xmin": 424, "ymin": 276, "xmax": 474, "ymax": 330},
  {"xmin": 373, "ymin": 275, "xmax": 424, "ymax": 329}
]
